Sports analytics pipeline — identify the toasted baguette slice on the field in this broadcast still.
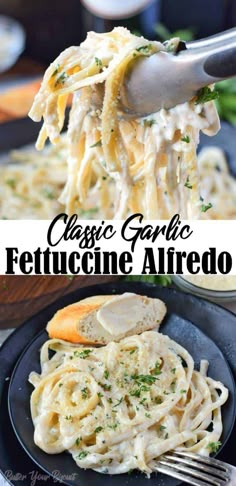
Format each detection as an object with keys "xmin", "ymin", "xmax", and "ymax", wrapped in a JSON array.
[{"xmin": 46, "ymin": 292, "xmax": 166, "ymax": 345}]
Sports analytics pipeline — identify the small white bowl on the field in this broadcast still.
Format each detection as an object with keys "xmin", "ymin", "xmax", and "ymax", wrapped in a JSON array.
[
  {"xmin": 172, "ymin": 275, "xmax": 236, "ymax": 304},
  {"xmin": 0, "ymin": 15, "xmax": 25, "ymax": 73}
]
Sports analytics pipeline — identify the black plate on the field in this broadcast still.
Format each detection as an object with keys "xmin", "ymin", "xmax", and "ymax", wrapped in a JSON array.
[
  {"xmin": 8, "ymin": 310, "xmax": 236, "ymax": 486},
  {"xmin": 0, "ymin": 118, "xmax": 236, "ymax": 176},
  {"xmin": 1, "ymin": 282, "xmax": 236, "ymax": 486}
]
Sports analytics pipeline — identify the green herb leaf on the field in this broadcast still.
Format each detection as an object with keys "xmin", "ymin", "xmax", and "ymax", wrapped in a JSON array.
[
  {"xmin": 181, "ymin": 135, "xmax": 190, "ymax": 143},
  {"xmin": 94, "ymin": 426, "xmax": 103, "ymax": 433},
  {"xmin": 54, "ymin": 71, "xmax": 68, "ymax": 87},
  {"xmin": 95, "ymin": 57, "xmax": 103, "ymax": 67},
  {"xmin": 195, "ymin": 87, "xmax": 219, "ymax": 105},
  {"xmin": 207, "ymin": 441, "xmax": 221, "ymax": 453},
  {"xmin": 104, "ymin": 370, "xmax": 109, "ymax": 379},
  {"xmin": 81, "ymin": 387, "xmax": 89, "ymax": 399},
  {"xmin": 74, "ymin": 349, "xmax": 92, "ymax": 359},
  {"xmin": 99, "ymin": 381, "xmax": 112, "ymax": 391},
  {"xmin": 200, "ymin": 200, "xmax": 213, "ymax": 212},
  {"xmin": 90, "ymin": 140, "xmax": 102, "ymax": 148},
  {"xmin": 184, "ymin": 176, "xmax": 193, "ymax": 189},
  {"xmin": 132, "ymin": 374, "xmax": 158, "ymax": 385},
  {"xmin": 51, "ymin": 64, "xmax": 60, "ymax": 77},
  {"xmin": 136, "ymin": 44, "xmax": 152, "ymax": 54},
  {"xmin": 152, "ymin": 361, "xmax": 162, "ymax": 376},
  {"xmin": 75, "ymin": 437, "xmax": 82, "ymax": 446},
  {"xmin": 77, "ymin": 450, "xmax": 89, "ymax": 459},
  {"xmin": 143, "ymin": 118, "xmax": 156, "ymax": 128},
  {"xmin": 112, "ymin": 397, "xmax": 123, "ymax": 408},
  {"xmin": 108, "ymin": 423, "xmax": 118, "ymax": 430}
]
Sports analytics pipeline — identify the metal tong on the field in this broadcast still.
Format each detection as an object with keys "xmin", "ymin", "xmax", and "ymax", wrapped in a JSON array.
[{"xmin": 120, "ymin": 28, "xmax": 236, "ymax": 116}]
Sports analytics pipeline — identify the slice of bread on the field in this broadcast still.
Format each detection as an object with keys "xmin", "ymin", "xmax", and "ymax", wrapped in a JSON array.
[{"xmin": 46, "ymin": 292, "xmax": 167, "ymax": 345}]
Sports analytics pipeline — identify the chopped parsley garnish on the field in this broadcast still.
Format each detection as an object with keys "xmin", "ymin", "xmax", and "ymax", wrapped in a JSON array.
[
  {"xmin": 143, "ymin": 118, "xmax": 156, "ymax": 128},
  {"xmin": 99, "ymin": 382, "xmax": 111, "ymax": 391},
  {"xmin": 97, "ymin": 392, "xmax": 103, "ymax": 398},
  {"xmin": 54, "ymin": 71, "xmax": 68, "ymax": 87},
  {"xmin": 104, "ymin": 370, "xmax": 109, "ymax": 379},
  {"xmin": 95, "ymin": 57, "xmax": 103, "ymax": 67},
  {"xmin": 139, "ymin": 397, "xmax": 147, "ymax": 405},
  {"xmin": 195, "ymin": 87, "xmax": 219, "ymax": 105},
  {"xmin": 130, "ymin": 385, "xmax": 150, "ymax": 398},
  {"xmin": 136, "ymin": 44, "xmax": 152, "ymax": 54},
  {"xmin": 207, "ymin": 441, "xmax": 221, "ymax": 453},
  {"xmin": 184, "ymin": 176, "xmax": 193, "ymax": 189},
  {"xmin": 77, "ymin": 450, "xmax": 89, "ymax": 459},
  {"xmin": 132, "ymin": 374, "xmax": 158, "ymax": 385},
  {"xmin": 171, "ymin": 368, "xmax": 176, "ymax": 374},
  {"xmin": 74, "ymin": 349, "xmax": 92, "ymax": 359},
  {"xmin": 90, "ymin": 140, "xmax": 102, "ymax": 148},
  {"xmin": 200, "ymin": 197, "xmax": 213, "ymax": 212},
  {"xmin": 145, "ymin": 413, "xmax": 151, "ymax": 418},
  {"xmin": 94, "ymin": 426, "xmax": 103, "ymax": 433},
  {"xmin": 58, "ymin": 383, "xmax": 63, "ymax": 387},
  {"xmin": 75, "ymin": 437, "xmax": 82, "ymax": 446},
  {"xmin": 152, "ymin": 361, "xmax": 162, "ymax": 376},
  {"xmin": 180, "ymin": 389, "xmax": 187, "ymax": 394},
  {"xmin": 51, "ymin": 64, "xmax": 60, "ymax": 77},
  {"xmin": 159, "ymin": 425, "xmax": 166, "ymax": 431},
  {"xmin": 113, "ymin": 397, "xmax": 123, "ymax": 408},
  {"xmin": 108, "ymin": 397, "xmax": 113, "ymax": 403},
  {"xmin": 130, "ymin": 348, "xmax": 137, "ymax": 355},
  {"xmin": 81, "ymin": 387, "xmax": 89, "ymax": 399},
  {"xmin": 65, "ymin": 415, "xmax": 72, "ymax": 420},
  {"xmin": 108, "ymin": 423, "xmax": 118, "ymax": 430},
  {"xmin": 181, "ymin": 135, "xmax": 190, "ymax": 143},
  {"xmin": 170, "ymin": 379, "xmax": 177, "ymax": 392}
]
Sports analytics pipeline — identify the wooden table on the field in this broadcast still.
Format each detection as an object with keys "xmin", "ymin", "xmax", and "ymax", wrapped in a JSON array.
[{"xmin": 0, "ymin": 275, "xmax": 118, "ymax": 330}]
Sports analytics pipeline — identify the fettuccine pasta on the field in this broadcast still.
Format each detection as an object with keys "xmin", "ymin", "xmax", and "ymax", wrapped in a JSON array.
[
  {"xmin": 1, "ymin": 143, "xmax": 235, "ymax": 219},
  {"xmin": 29, "ymin": 331, "xmax": 228, "ymax": 476},
  {"xmin": 28, "ymin": 27, "xmax": 220, "ymax": 219}
]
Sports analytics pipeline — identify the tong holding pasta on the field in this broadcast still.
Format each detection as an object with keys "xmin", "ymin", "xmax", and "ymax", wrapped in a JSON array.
[{"xmin": 120, "ymin": 28, "xmax": 236, "ymax": 116}]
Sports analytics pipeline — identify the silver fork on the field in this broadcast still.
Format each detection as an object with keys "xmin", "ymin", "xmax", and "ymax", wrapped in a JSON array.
[{"xmin": 153, "ymin": 451, "xmax": 236, "ymax": 486}]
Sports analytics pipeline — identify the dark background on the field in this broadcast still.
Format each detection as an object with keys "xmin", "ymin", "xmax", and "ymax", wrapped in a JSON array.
[{"xmin": 0, "ymin": 0, "xmax": 235, "ymax": 65}]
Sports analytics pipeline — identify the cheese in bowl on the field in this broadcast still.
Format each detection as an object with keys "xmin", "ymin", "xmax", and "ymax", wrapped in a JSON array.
[{"xmin": 173, "ymin": 275, "xmax": 236, "ymax": 303}]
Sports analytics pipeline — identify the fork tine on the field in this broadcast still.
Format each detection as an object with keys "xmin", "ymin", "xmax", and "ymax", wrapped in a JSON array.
[
  {"xmin": 158, "ymin": 459, "xmax": 226, "ymax": 486},
  {"xmin": 153, "ymin": 463, "xmax": 215, "ymax": 486},
  {"xmin": 163, "ymin": 455, "xmax": 230, "ymax": 481},
  {"xmin": 171, "ymin": 452, "xmax": 230, "ymax": 471}
]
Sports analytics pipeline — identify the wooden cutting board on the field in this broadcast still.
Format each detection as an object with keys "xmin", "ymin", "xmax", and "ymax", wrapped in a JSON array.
[{"xmin": 0, "ymin": 275, "xmax": 119, "ymax": 330}]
